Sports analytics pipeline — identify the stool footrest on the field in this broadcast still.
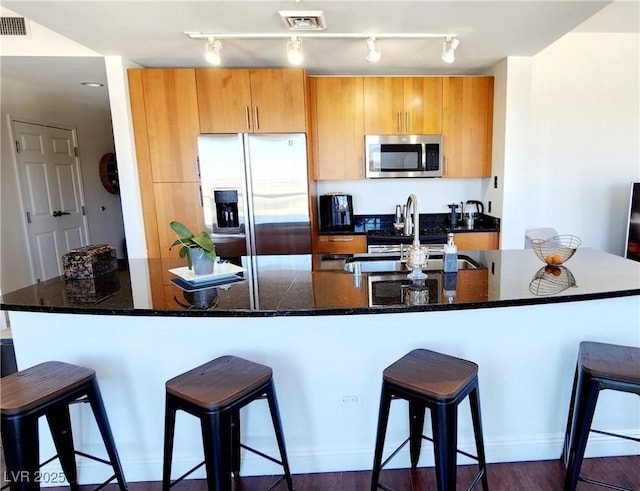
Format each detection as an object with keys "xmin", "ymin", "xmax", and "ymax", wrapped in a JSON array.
[
  {"xmin": 239, "ymin": 443, "xmax": 285, "ymax": 468},
  {"xmin": 591, "ymin": 428, "xmax": 640, "ymax": 444},
  {"xmin": 167, "ymin": 461, "xmax": 206, "ymax": 489},
  {"xmin": 579, "ymin": 475, "xmax": 635, "ymax": 491}
]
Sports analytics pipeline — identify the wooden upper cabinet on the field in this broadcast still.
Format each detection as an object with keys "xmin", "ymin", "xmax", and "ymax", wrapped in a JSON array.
[
  {"xmin": 140, "ymin": 69, "xmax": 200, "ymax": 182},
  {"xmin": 443, "ymin": 76, "xmax": 494, "ymax": 178},
  {"xmin": 363, "ymin": 77, "xmax": 404, "ymax": 134},
  {"xmin": 403, "ymin": 77, "xmax": 443, "ymax": 134},
  {"xmin": 197, "ymin": 68, "xmax": 307, "ymax": 133},
  {"xmin": 196, "ymin": 69, "xmax": 252, "ymax": 133},
  {"xmin": 311, "ymin": 77, "xmax": 365, "ymax": 180},
  {"xmin": 363, "ymin": 77, "xmax": 442, "ymax": 134}
]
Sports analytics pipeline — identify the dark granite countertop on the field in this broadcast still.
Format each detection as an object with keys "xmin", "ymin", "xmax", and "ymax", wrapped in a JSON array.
[{"xmin": 1, "ymin": 248, "xmax": 638, "ymax": 317}]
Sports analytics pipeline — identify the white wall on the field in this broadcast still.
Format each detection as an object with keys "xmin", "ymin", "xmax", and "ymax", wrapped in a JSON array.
[{"xmin": 527, "ymin": 32, "xmax": 640, "ymax": 254}]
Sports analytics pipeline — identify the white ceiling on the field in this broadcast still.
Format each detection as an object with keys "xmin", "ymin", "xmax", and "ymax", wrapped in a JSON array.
[{"xmin": 1, "ymin": 0, "xmax": 638, "ymax": 111}]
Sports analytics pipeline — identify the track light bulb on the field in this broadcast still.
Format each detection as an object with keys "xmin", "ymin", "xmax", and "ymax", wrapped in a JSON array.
[
  {"xmin": 442, "ymin": 36, "xmax": 460, "ymax": 64},
  {"xmin": 287, "ymin": 36, "xmax": 304, "ymax": 65},
  {"xmin": 205, "ymin": 38, "xmax": 222, "ymax": 66},
  {"xmin": 365, "ymin": 37, "xmax": 381, "ymax": 64}
]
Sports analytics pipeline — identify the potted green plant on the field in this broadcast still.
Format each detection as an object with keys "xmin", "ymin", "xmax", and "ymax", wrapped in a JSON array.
[{"xmin": 169, "ymin": 221, "xmax": 216, "ymax": 275}]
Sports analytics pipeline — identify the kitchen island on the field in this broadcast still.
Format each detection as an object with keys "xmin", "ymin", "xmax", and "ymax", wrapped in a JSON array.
[{"xmin": 2, "ymin": 248, "xmax": 639, "ymax": 484}]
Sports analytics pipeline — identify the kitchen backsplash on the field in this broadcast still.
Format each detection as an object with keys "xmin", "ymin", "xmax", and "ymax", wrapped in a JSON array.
[{"xmin": 316, "ymin": 178, "xmax": 492, "ymax": 215}]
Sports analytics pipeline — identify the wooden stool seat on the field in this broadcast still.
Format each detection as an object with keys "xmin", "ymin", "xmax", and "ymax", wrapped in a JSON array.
[
  {"xmin": 163, "ymin": 356, "xmax": 294, "ymax": 491},
  {"xmin": 562, "ymin": 341, "xmax": 640, "ymax": 491},
  {"xmin": 166, "ymin": 356, "xmax": 272, "ymax": 409},
  {"xmin": 371, "ymin": 349, "xmax": 489, "ymax": 491},
  {"xmin": 1, "ymin": 362, "xmax": 95, "ymax": 415},
  {"xmin": 383, "ymin": 349, "xmax": 478, "ymax": 400},
  {"xmin": 0, "ymin": 361, "xmax": 127, "ymax": 491}
]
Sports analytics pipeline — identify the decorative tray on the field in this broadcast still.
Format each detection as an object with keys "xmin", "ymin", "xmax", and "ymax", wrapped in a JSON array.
[
  {"xmin": 168, "ymin": 263, "xmax": 245, "ymax": 284},
  {"xmin": 170, "ymin": 275, "xmax": 245, "ymax": 293}
]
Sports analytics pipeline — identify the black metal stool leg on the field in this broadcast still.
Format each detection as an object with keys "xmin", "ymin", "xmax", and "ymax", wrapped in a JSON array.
[
  {"xmin": 431, "ymin": 402, "xmax": 458, "ymax": 491},
  {"xmin": 561, "ymin": 365, "xmax": 579, "ymax": 466},
  {"xmin": 201, "ymin": 411, "xmax": 232, "ymax": 491},
  {"xmin": 162, "ymin": 395, "xmax": 177, "ymax": 491},
  {"xmin": 563, "ymin": 371, "xmax": 600, "ymax": 491},
  {"xmin": 370, "ymin": 383, "xmax": 392, "ymax": 491},
  {"xmin": 85, "ymin": 379, "xmax": 128, "ymax": 491},
  {"xmin": 231, "ymin": 409, "xmax": 241, "ymax": 479},
  {"xmin": 1, "ymin": 415, "xmax": 40, "ymax": 491},
  {"xmin": 265, "ymin": 382, "xmax": 295, "ymax": 491},
  {"xmin": 468, "ymin": 387, "xmax": 489, "ymax": 491},
  {"xmin": 45, "ymin": 404, "xmax": 79, "ymax": 490},
  {"xmin": 409, "ymin": 399, "xmax": 425, "ymax": 469}
]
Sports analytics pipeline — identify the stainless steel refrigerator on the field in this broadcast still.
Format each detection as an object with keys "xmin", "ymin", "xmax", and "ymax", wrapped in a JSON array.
[{"xmin": 198, "ymin": 133, "xmax": 311, "ymax": 257}]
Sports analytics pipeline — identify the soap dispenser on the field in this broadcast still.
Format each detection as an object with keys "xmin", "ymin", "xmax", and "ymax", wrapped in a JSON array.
[{"xmin": 443, "ymin": 233, "xmax": 458, "ymax": 273}]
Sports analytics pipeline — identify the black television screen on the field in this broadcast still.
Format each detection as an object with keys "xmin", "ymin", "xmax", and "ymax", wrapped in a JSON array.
[{"xmin": 626, "ymin": 182, "xmax": 640, "ymax": 262}]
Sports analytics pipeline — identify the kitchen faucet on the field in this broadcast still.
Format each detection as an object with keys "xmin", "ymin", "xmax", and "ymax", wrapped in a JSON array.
[{"xmin": 404, "ymin": 194, "xmax": 420, "ymax": 247}]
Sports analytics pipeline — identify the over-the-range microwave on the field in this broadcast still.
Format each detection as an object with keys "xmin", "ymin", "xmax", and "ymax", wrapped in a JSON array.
[{"xmin": 365, "ymin": 134, "xmax": 443, "ymax": 178}]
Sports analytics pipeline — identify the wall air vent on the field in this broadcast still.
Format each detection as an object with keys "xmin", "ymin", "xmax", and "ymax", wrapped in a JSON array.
[
  {"xmin": 0, "ymin": 17, "xmax": 28, "ymax": 36},
  {"xmin": 278, "ymin": 10, "xmax": 327, "ymax": 31}
]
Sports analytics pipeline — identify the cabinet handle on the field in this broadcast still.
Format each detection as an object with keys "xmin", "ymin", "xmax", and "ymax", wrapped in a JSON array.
[
  {"xmin": 254, "ymin": 106, "xmax": 260, "ymax": 131},
  {"xmin": 328, "ymin": 238, "xmax": 354, "ymax": 242},
  {"xmin": 444, "ymin": 155, "xmax": 448, "ymax": 175},
  {"xmin": 406, "ymin": 111, "xmax": 410, "ymax": 133},
  {"xmin": 397, "ymin": 111, "xmax": 402, "ymax": 133},
  {"xmin": 245, "ymin": 106, "xmax": 251, "ymax": 130}
]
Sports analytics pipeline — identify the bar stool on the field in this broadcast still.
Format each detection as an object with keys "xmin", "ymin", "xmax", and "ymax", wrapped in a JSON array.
[
  {"xmin": 561, "ymin": 341, "xmax": 640, "ymax": 491},
  {"xmin": 0, "ymin": 361, "xmax": 128, "ymax": 491},
  {"xmin": 162, "ymin": 355, "xmax": 295, "ymax": 491},
  {"xmin": 370, "ymin": 348, "xmax": 489, "ymax": 491}
]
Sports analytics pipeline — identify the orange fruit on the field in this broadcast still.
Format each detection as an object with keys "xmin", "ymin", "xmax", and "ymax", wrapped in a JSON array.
[
  {"xmin": 552, "ymin": 253, "xmax": 563, "ymax": 264},
  {"xmin": 545, "ymin": 255, "xmax": 554, "ymax": 265}
]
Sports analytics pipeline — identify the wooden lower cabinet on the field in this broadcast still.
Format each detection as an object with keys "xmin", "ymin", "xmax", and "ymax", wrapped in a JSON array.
[
  {"xmin": 441, "ymin": 269, "xmax": 489, "ymax": 303},
  {"xmin": 315, "ymin": 234, "xmax": 367, "ymax": 254},
  {"xmin": 454, "ymin": 232, "xmax": 499, "ymax": 251},
  {"xmin": 153, "ymin": 183, "xmax": 205, "ymax": 259},
  {"xmin": 313, "ymin": 272, "xmax": 368, "ymax": 308}
]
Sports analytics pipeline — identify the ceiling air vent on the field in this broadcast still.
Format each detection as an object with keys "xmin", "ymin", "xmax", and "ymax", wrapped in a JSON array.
[
  {"xmin": 278, "ymin": 10, "xmax": 327, "ymax": 31},
  {"xmin": 0, "ymin": 17, "xmax": 28, "ymax": 36}
]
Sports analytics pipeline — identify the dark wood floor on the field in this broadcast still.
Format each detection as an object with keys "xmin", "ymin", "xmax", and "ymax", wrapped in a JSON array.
[{"xmin": 56, "ymin": 455, "xmax": 639, "ymax": 491}]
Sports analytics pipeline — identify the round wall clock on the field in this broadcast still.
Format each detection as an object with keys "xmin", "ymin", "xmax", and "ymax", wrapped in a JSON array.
[{"xmin": 99, "ymin": 152, "xmax": 119, "ymax": 194}]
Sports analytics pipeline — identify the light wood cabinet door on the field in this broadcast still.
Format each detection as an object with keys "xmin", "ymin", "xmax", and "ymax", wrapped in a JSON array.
[
  {"xmin": 141, "ymin": 69, "xmax": 200, "ymax": 182},
  {"xmin": 313, "ymin": 272, "xmax": 368, "ymax": 308},
  {"xmin": 315, "ymin": 234, "xmax": 367, "ymax": 254},
  {"xmin": 363, "ymin": 77, "xmax": 404, "ymax": 134},
  {"xmin": 403, "ymin": 77, "xmax": 443, "ymax": 134},
  {"xmin": 364, "ymin": 77, "xmax": 442, "ymax": 135},
  {"xmin": 248, "ymin": 68, "xmax": 307, "ymax": 133},
  {"xmin": 153, "ymin": 182, "xmax": 205, "ymax": 259},
  {"xmin": 196, "ymin": 68, "xmax": 307, "ymax": 133},
  {"xmin": 443, "ymin": 77, "xmax": 494, "ymax": 178},
  {"xmin": 311, "ymin": 77, "xmax": 364, "ymax": 180},
  {"xmin": 454, "ymin": 232, "xmax": 499, "ymax": 251},
  {"xmin": 196, "ymin": 69, "xmax": 252, "ymax": 133}
]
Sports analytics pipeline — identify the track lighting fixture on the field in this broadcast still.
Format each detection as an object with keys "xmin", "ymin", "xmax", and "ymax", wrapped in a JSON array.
[
  {"xmin": 205, "ymin": 38, "xmax": 222, "ymax": 66},
  {"xmin": 365, "ymin": 37, "xmax": 381, "ymax": 64},
  {"xmin": 187, "ymin": 32, "xmax": 461, "ymax": 66},
  {"xmin": 287, "ymin": 36, "xmax": 304, "ymax": 65},
  {"xmin": 442, "ymin": 36, "xmax": 460, "ymax": 64}
]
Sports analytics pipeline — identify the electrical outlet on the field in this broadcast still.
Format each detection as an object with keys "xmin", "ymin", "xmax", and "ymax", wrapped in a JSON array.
[{"xmin": 340, "ymin": 394, "xmax": 361, "ymax": 406}]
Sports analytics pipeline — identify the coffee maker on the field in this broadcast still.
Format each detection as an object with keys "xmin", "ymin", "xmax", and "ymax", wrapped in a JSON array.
[
  {"xmin": 319, "ymin": 193, "xmax": 354, "ymax": 232},
  {"xmin": 213, "ymin": 190, "xmax": 240, "ymax": 231}
]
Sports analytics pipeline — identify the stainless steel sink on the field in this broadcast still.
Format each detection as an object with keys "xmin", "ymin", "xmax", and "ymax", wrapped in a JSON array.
[{"xmin": 343, "ymin": 254, "xmax": 480, "ymax": 273}]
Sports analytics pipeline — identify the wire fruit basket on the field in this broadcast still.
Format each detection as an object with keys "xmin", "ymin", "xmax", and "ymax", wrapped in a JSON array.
[{"xmin": 531, "ymin": 235, "xmax": 581, "ymax": 266}]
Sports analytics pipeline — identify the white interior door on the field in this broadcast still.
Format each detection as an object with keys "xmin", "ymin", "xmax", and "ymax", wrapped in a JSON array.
[{"xmin": 12, "ymin": 120, "xmax": 89, "ymax": 282}]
